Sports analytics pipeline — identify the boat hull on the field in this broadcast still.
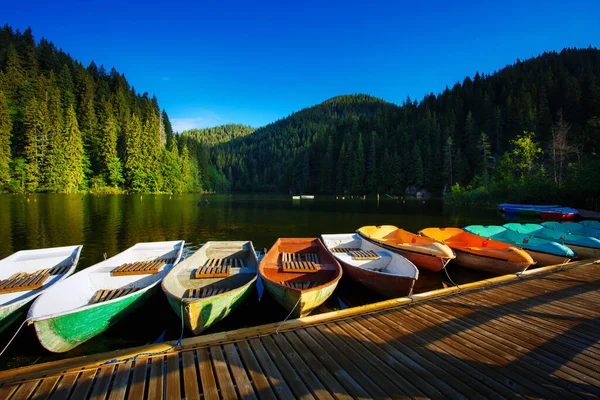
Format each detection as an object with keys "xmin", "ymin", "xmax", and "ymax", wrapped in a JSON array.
[
  {"xmin": 566, "ymin": 244, "xmax": 600, "ymax": 260},
  {"xmin": 524, "ymin": 250, "xmax": 571, "ymax": 267},
  {"xmin": 453, "ymin": 250, "xmax": 530, "ymax": 274},
  {"xmin": 166, "ymin": 279, "xmax": 256, "ymax": 335},
  {"xmin": 32, "ymin": 288, "xmax": 150, "ymax": 353},
  {"xmin": 262, "ymin": 278, "xmax": 338, "ymax": 318},
  {"xmin": 340, "ymin": 262, "xmax": 415, "ymax": 298}
]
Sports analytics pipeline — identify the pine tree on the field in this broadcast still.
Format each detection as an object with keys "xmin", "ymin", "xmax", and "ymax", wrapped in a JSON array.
[
  {"xmin": 58, "ymin": 105, "xmax": 85, "ymax": 193},
  {"xmin": 319, "ymin": 137, "xmax": 333, "ymax": 193},
  {"xmin": 335, "ymin": 142, "xmax": 346, "ymax": 193},
  {"xmin": 366, "ymin": 131, "xmax": 377, "ymax": 193},
  {"xmin": 181, "ymin": 143, "xmax": 192, "ymax": 192},
  {"xmin": 57, "ymin": 64, "xmax": 75, "ymax": 112},
  {"xmin": 478, "ymin": 132, "xmax": 493, "ymax": 180},
  {"xmin": 99, "ymin": 101, "xmax": 123, "ymax": 187},
  {"xmin": 141, "ymin": 110, "xmax": 162, "ymax": 191},
  {"xmin": 23, "ymin": 97, "xmax": 46, "ymax": 192},
  {"xmin": 0, "ymin": 91, "xmax": 12, "ymax": 188},
  {"xmin": 163, "ymin": 110, "xmax": 174, "ymax": 150},
  {"xmin": 442, "ymin": 136, "xmax": 453, "ymax": 188},
  {"xmin": 125, "ymin": 113, "xmax": 145, "ymax": 192}
]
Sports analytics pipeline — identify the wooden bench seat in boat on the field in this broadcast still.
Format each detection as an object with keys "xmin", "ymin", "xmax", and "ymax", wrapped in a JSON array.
[
  {"xmin": 0, "ymin": 269, "xmax": 51, "ymax": 294},
  {"xmin": 89, "ymin": 288, "xmax": 140, "ymax": 304},
  {"xmin": 185, "ymin": 287, "xmax": 231, "ymax": 298},
  {"xmin": 110, "ymin": 257, "xmax": 175, "ymax": 276},
  {"xmin": 280, "ymin": 280, "xmax": 323, "ymax": 289},
  {"xmin": 281, "ymin": 252, "xmax": 321, "ymax": 273},
  {"xmin": 330, "ymin": 248, "xmax": 380, "ymax": 260},
  {"xmin": 194, "ymin": 258, "xmax": 243, "ymax": 279}
]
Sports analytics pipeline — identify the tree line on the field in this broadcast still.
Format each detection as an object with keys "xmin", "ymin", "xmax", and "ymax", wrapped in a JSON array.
[
  {"xmin": 0, "ymin": 25, "xmax": 203, "ymax": 194},
  {"xmin": 196, "ymin": 48, "xmax": 599, "ymax": 204}
]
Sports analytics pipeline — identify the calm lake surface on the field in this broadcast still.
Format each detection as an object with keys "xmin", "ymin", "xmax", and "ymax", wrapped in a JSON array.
[{"xmin": 0, "ymin": 193, "xmax": 506, "ymax": 370}]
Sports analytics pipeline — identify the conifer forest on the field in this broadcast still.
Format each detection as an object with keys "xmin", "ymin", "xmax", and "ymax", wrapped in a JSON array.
[{"xmin": 1, "ymin": 26, "xmax": 599, "ymax": 204}]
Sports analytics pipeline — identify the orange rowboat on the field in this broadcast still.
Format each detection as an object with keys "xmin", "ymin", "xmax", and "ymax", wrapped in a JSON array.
[
  {"xmin": 356, "ymin": 225, "xmax": 455, "ymax": 272},
  {"xmin": 259, "ymin": 238, "xmax": 342, "ymax": 318},
  {"xmin": 419, "ymin": 227, "xmax": 535, "ymax": 274}
]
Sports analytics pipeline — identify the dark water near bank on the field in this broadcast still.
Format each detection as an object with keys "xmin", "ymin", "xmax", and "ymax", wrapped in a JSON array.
[{"xmin": 0, "ymin": 193, "xmax": 506, "ymax": 370}]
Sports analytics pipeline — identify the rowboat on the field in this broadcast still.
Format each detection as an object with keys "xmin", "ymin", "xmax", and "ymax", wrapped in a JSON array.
[
  {"xmin": 259, "ymin": 238, "xmax": 342, "ymax": 318},
  {"xmin": 28, "ymin": 241, "xmax": 184, "ymax": 353},
  {"xmin": 321, "ymin": 233, "xmax": 418, "ymax": 298},
  {"xmin": 581, "ymin": 220, "xmax": 600, "ymax": 230},
  {"xmin": 356, "ymin": 225, "xmax": 455, "ymax": 272},
  {"xmin": 504, "ymin": 223, "xmax": 600, "ymax": 259},
  {"xmin": 540, "ymin": 208, "xmax": 579, "ymax": 221},
  {"xmin": 420, "ymin": 227, "xmax": 535, "ymax": 274},
  {"xmin": 0, "ymin": 246, "xmax": 82, "ymax": 334},
  {"xmin": 542, "ymin": 221, "xmax": 600, "ymax": 239},
  {"xmin": 162, "ymin": 241, "xmax": 258, "ymax": 335},
  {"xmin": 464, "ymin": 225, "xmax": 575, "ymax": 266},
  {"xmin": 498, "ymin": 203, "xmax": 560, "ymax": 212}
]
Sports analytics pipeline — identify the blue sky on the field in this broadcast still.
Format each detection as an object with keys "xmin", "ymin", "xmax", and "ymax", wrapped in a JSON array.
[{"xmin": 3, "ymin": 0, "xmax": 599, "ymax": 131}]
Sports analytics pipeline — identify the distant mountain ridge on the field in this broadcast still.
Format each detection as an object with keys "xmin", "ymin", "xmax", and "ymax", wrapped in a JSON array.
[{"xmin": 183, "ymin": 47, "xmax": 600, "ymax": 197}]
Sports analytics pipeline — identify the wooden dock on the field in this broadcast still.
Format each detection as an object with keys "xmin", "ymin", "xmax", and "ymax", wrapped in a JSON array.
[{"xmin": 1, "ymin": 259, "xmax": 599, "ymax": 399}]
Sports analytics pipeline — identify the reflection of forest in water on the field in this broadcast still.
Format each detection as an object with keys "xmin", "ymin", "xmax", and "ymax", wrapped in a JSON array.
[{"xmin": 0, "ymin": 193, "xmax": 504, "ymax": 269}]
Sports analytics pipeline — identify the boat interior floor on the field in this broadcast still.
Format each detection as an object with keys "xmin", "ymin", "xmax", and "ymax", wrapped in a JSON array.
[
  {"xmin": 280, "ymin": 280, "xmax": 324, "ymax": 289},
  {"xmin": 111, "ymin": 258, "xmax": 176, "ymax": 277},
  {"xmin": 185, "ymin": 287, "xmax": 232, "ymax": 298},
  {"xmin": 330, "ymin": 248, "xmax": 380, "ymax": 260},
  {"xmin": 194, "ymin": 258, "xmax": 243, "ymax": 279},
  {"xmin": 89, "ymin": 287, "xmax": 140, "ymax": 304}
]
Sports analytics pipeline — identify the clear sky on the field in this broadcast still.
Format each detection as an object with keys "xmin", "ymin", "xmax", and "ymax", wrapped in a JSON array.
[{"xmin": 3, "ymin": 0, "xmax": 599, "ymax": 131}]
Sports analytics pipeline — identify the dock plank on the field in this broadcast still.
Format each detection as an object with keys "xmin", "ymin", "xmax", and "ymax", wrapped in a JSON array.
[
  {"xmin": 180, "ymin": 351, "xmax": 200, "ymax": 400},
  {"xmin": 147, "ymin": 357, "xmax": 164, "ymax": 400},
  {"xmin": 165, "ymin": 354, "xmax": 181, "ymax": 400},
  {"xmin": 248, "ymin": 338, "xmax": 295, "ymax": 400},
  {"xmin": 127, "ymin": 358, "xmax": 148, "ymax": 400},
  {"xmin": 30, "ymin": 376, "xmax": 60, "ymax": 400},
  {"xmin": 197, "ymin": 348, "xmax": 219, "ymax": 400},
  {"xmin": 223, "ymin": 343, "xmax": 256, "ymax": 400},
  {"xmin": 236, "ymin": 340, "xmax": 277, "ymax": 400},
  {"xmin": 108, "ymin": 362, "xmax": 133, "ymax": 400},
  {"xmin": 210, "ymin": 346, "xmax": 238, "ymax": 399}
]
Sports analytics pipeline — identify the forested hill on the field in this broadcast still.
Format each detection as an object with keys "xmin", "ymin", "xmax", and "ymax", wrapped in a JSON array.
[
  {"xmin": 203, "ymin": 48, "xmax": 600, "ymax": 200},
  {"xmin": 0, "ymin": 25, "xmax": 199, "ymax": 194}
]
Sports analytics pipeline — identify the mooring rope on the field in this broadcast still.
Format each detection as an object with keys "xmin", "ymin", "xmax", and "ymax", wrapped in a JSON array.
[
  {"xmin": 275, "ymin": 296, "xmax": 302, "ymax": 335},
  {"xmin": 103, "ymin": 303, "xmax": 187, "ymax": 365},
  {"xmin": 443, "ymin": 265, "xmax": 459, "ymax": 288},
  {"xmin": 0, "ymin": 318, "xmax": 31, "ymax": 357}
]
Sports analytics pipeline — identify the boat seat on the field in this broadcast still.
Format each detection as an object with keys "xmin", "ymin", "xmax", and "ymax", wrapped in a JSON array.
[
  {"xmin": 280, "ymin": 281, "xmax": 323, "ymax": 289},
  {"xmin": 0, "ymin": 269, "xmax": 51, "ymax": 294},
  {"xmin": 281, "ymin": 252, "xmax": 320, "ymax": 273},
  {"xmin": 330, "ymin": 248, "xmax": 380, "ymax": 260},
  {"xmin": 111, "ymin": 257, "xmax": 175, "ymax": 276},
  {"xmin": 48, "ymin": 265, "xmax": 71, "ymax": 275},
  {"xmin": 88, "ymin": 287, "xmax": 140, "ymax": 304},
  {"xmin": 185, "ymin": 287, "xmax": 231, "ymax": 298},
  {"xmin": 194, "ymin": 258, "xmax": 240, "ymax": 279}
]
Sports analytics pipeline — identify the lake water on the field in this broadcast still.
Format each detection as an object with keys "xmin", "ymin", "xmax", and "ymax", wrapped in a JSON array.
[{"xmin": 0, "ymin": 193, "xmax": 506, "ymax": 370}]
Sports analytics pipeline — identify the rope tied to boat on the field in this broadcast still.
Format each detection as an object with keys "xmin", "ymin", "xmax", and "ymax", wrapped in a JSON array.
[
  {"xmin": 103, "ymin": 303, "xmax": 187, "ymax": 365},
  {"xmin": 442, "ymin": 260, "xmax": 460, "ymax": 289},
  {"xmin": 275, "ymin": 296, "xmax": 302, "ymax": 335},
  {"xmin": 0, "ymin": 317, "xmax": 32, "ymax": 357}
]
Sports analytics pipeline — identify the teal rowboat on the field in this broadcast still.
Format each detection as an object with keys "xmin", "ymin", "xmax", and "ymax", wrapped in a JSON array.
[
  {"xmin": 162, "ymin": 241, "xmax": 258, "ymax": 335},
  {"xmin": 0, "ymin": 246, "xmax": 82, "ymax": 334},
  {"xmin": 581, "ymin": 220, "xmax": 600, "ymax": 230},
  {"xmin": 27, "ymin": 241, "xmax": 184, "ymax": 353},
  {"xmin": 542, "ymin": 222, "xmax": 600, "ymax": 239},
  {"xmin": 464, "ymin": 225, "xmax": 575, "ymax": 266},
  {"xmin": 504, "ymin": 223, "xmax": 600, "ymax": 259}
]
